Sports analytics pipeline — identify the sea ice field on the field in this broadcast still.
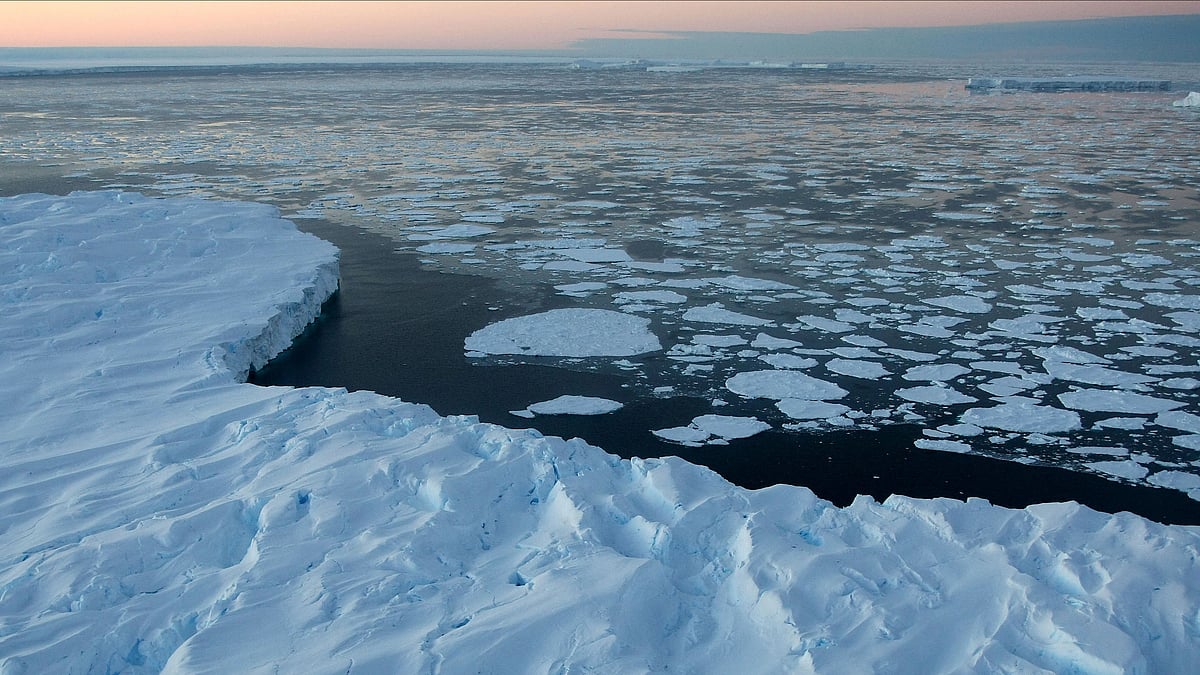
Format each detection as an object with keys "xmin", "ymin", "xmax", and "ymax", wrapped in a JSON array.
[
  {"xmin": 3, "ymin": 62, "xmax": 1199, "ymax": 511},
  {"xmin": 3, "ymin": 189, "xmax": 1200, "ymax": 674},
  {"xmin": 2, "ymin": 61, "xmax": 1200, "ymax": 670}
]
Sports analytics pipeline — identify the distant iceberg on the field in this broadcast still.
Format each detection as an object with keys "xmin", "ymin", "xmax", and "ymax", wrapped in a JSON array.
[
  {"xmin": 966, "ymin": 76, "xmax": 1171, "ymax": 92},
  {"xmin": 1174, "ymin": 91, "xmax": 1200, "ymax": 107}
]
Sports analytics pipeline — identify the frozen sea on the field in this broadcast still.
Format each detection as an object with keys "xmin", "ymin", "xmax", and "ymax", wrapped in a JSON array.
[{"xmin": 3, "ymin": 60, "xmax": 1200, "ymax": 520}]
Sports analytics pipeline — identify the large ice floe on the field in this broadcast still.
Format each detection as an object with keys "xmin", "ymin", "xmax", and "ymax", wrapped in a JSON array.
[{"xmin": 3, "ymin": 191, "xmax": 1200, "ymax": 673}]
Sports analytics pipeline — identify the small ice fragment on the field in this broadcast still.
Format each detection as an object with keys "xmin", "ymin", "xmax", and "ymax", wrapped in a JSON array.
[
  {"xmin": 896, "ymin": 385, "xmax": 977, "ymax": 406},
  {"xmin": 1058, "ymin": 389, "xmax": 1183, "ymax": 414},
  {"xmin": 915, "ymin": 439, "xmax": 972, "ymax": 453},
  {"xmin": 1086, "ymin": 461, "xmax": 1149, "ymax": 480},
  {"xmin": 775, "ymin": 399, "xmax": 852, "ymax": 420}
]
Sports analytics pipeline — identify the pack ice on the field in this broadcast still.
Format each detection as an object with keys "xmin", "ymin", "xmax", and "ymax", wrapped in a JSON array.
[{"xmin": 3, "ymin": 192, "xmax": 1200, "ymax": 674}]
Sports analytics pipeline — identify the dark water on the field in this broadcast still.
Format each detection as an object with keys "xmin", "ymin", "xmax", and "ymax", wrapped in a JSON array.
[{"xmin": 252, "ymin": 217, "xmax": 1200, "ymax": 524}]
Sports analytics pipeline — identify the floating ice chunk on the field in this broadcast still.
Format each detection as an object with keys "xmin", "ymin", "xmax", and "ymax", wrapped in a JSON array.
[
  {"xmin": 726, "ymin": 370, "xmax": 848, "ymax": 400},
  {"xmin": 915, "ymin": 439, "xmax": 972, "ymax": 453},
  {"xmin": 1122, "ymin": 254, "xmax": 1172, "ymax": 268},
  {"xmin": 1043, "ymin": 362, "xmax": 1157, "ymax": 387},
  {"xmin": 826, "ymin": 358, "xmax": 890, "ymax": 379},
  {"xmin": 1174, "ymin": 91, "xmax": 1200, "ymax": 107},
  {"xmin": 970, "ymin": 361, "xmax": 1029, "ymax": 376},
  {"xmin": 843, "ymin": 334, "xmax": 887, "ymax": 348},
  {"xmin": 1161, "ymin": 377, "xmax": 1200, "ymax": 390},
  {"xmin": 1065, "ymin": 446, "xmax": 1128, "ymax": 456},
  {"xmin": 1156, "ymin": 410, "xmax": 1200, "ymax": 433},
  {"xmin": 615, "ymin": 290, "xmax": 688, "ymax": 304},
  {"xmin": 1147, "ymin": 470, "xmax": 1200, "ymax": 498},
  {"xmin": 555, "ymin": 281, "xmax": 608, "ymax": 297},
  {"xmin": 1005, "ymin": 284, "xmax": 1069, "ymax": 297},
  {"xmin": 903, "ymin": 364, "xmax": 971, "ymax": 382},
  {"xmin": 543, "ymin": 260, "xmax": 602, "ymax": 272},
  {"xmin": 897, "ymin": 385, "xmax": 977, "ymax": 405},
  {"xmin": 1087, "ymin": 460, "xmax": 1149, "ymax": 481},
  {"xmin": 1058, "ymin": 389, "xmax": 1184, "ymax": 414},
  {"xmin": 759, "ymin": 353, "xmax": 818, "ymax": 369},
  {"xmin": 1122, "ymin": 345, "xmax": 1176, "ymax": 357},
  {"xmin": 465, "ymin": 308, "xmax": 661, "ymax": 357},
  {"xmin": 407, "ymin": 223, "xmax": 495, "ymax": 240},
  {"xmin": 752, "ymin": 333, "xmax": 802, "ymax": 350},
  {"xmin": 775, "ymin": 399, "xmax": 852, "ymax": 419},
  {"xmin": 683, "ymin": 303, "xmax": 773, "ymax": 326},
  {"xmin": 652, "ymin": 425, "xmax": 711, "ymax": 445},
  {"xmin": 460, "ymin": 211, "xmax": 505, "ymax": 223},
  {"xmin": 962, "ymin": 402, "xmax": 1081, "ymax": 434},
  {"xmin": 1067, "ymin": 236, "xmax": 1115, "ymax": 247},
  {"xmin": 1174, "ymin": 435, "xmax": 1200, "ymax": 451},
  {"xmin": 979, "ymin": 376, "xmax": 1038, "ymax": 397},
  {"xmin": 1094, "ymin": 417, "xmax": 1147, "ymax": 430},
  {"xmin": 897, "ymin": 322, "xmax": 956, "ymax": 338},
  {"xmin": 691, "ymin": 414, "xmax": 771, "ymax": 439},
  {"xmin": 1166, "ymin": 312, "xmax": 1200, "ymax": 332},
  {"xmin": 1034, "ymin": 346, "xmax": 1110, "ymax": 364},
  {"xmin": 653, "ymin": 414, "xmax": 770, "ymax": 445},
  {"xmin": 526, "ymin": 395, "xmax": 623, "ymax": 416},
  {"xmin": 933, "ymin": 212, "xmax": 993, "ymax": 222},
  {"xmin": 693, "ymin": 334, "xmax": 748, "ymax": 347},
  {"xmin": 415, "ymin": 242, "xmax": 476, "ymax": 254},
  {"xmin": 828, "ymin": 347, "xmax": 880, "ymax": 359},
  {"xmin": 938, "ymin": 423, "xmax": 985, "ymax": 437},
  {"xmin": 882, "ymin": 348, "xmax": 939, "ymax": 362},
  {"xmin": 890, "ymin": 235, "xmax": 947, "ymax": 249},
  {"xmin": 796, "ymin": 315, "xmax": 854, "ymax": 333},
  {"xmin": 1144, "ymin": 293, "xmax": 1200, "ymax": 309},
  {"xmin": 705, "ymin": 275, "xmax": 797, "ymax": 291},
  {"xmin": 561, "ymin": 248, "xmax": 633, "ymax": 263},
  {"xmin": 925, "ymin": 295, "xmax": 992, "ymax": 314}
]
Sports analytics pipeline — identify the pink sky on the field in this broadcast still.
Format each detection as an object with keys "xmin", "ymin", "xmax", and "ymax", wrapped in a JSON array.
[{"xmin": 2, "ymin": 1, "xmax": 1198, "ymax": 50}]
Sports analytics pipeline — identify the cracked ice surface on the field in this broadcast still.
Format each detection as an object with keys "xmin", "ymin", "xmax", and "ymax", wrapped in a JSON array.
[{"xmin": 5, "ymin": 192, "xmax": 1200, "ymax": 673}]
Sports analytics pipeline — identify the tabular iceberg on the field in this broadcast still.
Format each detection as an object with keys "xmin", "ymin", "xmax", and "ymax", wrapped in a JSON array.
[{"xmin": 3, "ymin": 192, "xmax": 1200, "ymax": 674}]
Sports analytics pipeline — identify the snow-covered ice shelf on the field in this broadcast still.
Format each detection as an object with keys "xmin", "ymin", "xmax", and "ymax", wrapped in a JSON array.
[{"xmin": 4, "ymin": 191, "xmax": 1200, "ymax": 672}]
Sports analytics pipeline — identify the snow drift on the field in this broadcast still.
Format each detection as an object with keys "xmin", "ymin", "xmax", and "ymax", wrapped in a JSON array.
[{"xmin": 3, "ymin": 192, "xmax": 1200, "ymax": 674}]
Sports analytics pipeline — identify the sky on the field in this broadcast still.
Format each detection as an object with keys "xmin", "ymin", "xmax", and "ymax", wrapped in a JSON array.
[{"xmin": 2, "ymin": 1, "xmax": 1199, "ymax": 51}]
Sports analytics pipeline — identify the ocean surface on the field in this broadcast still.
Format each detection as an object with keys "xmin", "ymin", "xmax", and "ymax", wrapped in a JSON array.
[{"xmin": 3, "ymin": 59, "xmax": 1199, "ymax": 521}]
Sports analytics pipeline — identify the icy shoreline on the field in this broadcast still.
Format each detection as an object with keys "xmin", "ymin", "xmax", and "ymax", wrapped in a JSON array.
[{"xmin": 3, "ymin": 192, "xmax": 1200, "ymax": 673}]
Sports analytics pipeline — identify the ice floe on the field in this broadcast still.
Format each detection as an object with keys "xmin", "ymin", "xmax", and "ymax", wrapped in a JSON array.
[
  {"xmin": 524, "ymin": 395, "xmax": 624, "ymax": 416},
  {"xmin": 465, "ymin": 308, "xmax": 662, "ymax": 357}
]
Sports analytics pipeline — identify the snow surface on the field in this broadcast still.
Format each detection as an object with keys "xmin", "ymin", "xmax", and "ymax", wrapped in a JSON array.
[{"xmin": 4, "ymin": 192, "xmax": 1200, "ymax": 673}]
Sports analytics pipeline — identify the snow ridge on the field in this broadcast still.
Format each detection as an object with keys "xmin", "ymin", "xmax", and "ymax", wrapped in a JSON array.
[{"xmin": 3, "ymin": 192, "xmax": 1200, "ymax": 674}]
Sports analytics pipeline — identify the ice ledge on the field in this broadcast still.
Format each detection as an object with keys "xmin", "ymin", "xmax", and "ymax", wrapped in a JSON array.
[{"xmin": 212, "ymin": 255, "xmax": 340, "ymax": 383}]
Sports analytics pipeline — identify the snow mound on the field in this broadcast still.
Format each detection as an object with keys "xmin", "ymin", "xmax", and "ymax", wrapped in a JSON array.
[
  {"xmin": 4, "ymin": 192, "xmax": 1200, "ymax": 674},
  {"xmin": 465, "ymin": 308, "xmax": 662, "ymax": 357}
]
